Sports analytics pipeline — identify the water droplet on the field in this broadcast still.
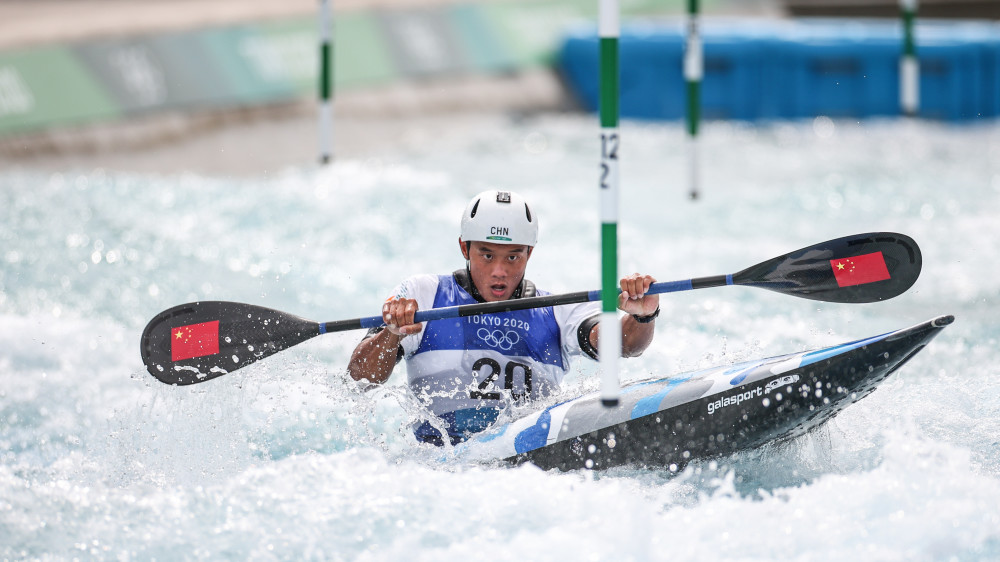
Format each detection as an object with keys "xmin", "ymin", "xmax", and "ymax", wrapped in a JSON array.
[
  {"xmin": 813, "ymin": 115, "xmax": 835, "ymax": 139},
  {"xmin": 523, "ymin": 131, "xmax": 548, "ymax": 154},
  {"xmin": 920, "ymin": 203, "xmax": 935, "ymax": 220}
]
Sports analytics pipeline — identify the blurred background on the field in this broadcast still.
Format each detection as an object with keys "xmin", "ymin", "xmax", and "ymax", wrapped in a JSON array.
[{"xmin": 2, "ymin": 0, "xmax": 996, "ymax": 175}]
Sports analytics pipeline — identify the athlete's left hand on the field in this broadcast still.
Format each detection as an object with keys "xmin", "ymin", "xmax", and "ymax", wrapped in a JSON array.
[{"xmin": 617, "ymin": 273, "xmax": 659, "ymax": 317}]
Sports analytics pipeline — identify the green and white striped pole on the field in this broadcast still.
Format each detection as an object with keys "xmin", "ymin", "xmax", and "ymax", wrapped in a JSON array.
[
  {"xmin": 685, "ymin": 0, "xmax": 702, "ymax": 200},
  {"xmin": 598, "ymin": 0, "xmax": 620, "ymax": 408},
  {"xmin": 319, "ymin": 0, "xmax": 334, "ymax": 164},
  {"xmin": 900, "ymin": 0, "xmax": 919, "ymax": 116}
]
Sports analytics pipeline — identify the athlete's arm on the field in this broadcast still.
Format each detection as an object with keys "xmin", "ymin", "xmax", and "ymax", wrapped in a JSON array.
[
  {"xmin": 587, "ymin": 273, "xmax": 659, "ymax": 358},
  {"xmin": 347, "ymin": 297, "xmax": 422, "ymax": 384}
]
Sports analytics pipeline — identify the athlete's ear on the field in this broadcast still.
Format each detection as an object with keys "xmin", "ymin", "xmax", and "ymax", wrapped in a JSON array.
[
  {"xmin": 526, "ymin": 246, "xmax": 533, "ymax": 260},
  {"xmin": 459, "ymin": 238, "xmax": 470, "ymax": 260}
]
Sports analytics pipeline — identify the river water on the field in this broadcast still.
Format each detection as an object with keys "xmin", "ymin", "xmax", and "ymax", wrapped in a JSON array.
[{"xmin": 2, "ymin": 114, "xmax": 999, "ymax": 560}]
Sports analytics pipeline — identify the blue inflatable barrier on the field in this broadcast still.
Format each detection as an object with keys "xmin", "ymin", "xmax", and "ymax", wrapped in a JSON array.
[{"xmin": 558, "ymin": 19, "xmax": 1000, "ymax": 122}]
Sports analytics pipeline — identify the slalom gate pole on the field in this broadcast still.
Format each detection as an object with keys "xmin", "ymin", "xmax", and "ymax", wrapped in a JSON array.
[
  {"xmin": 598, "ymin": 0, "xmax": 621, "ymax": 408},
  {"xmin": 900, "ymin": 0, "xmax": 919, "ymax": 116},
  {"xmin": 319, "ymin": 0, "xmax": 334, "ymax": 164},
  {"xmin": 685, "ymin": 0, "xmax": 702, "ymax": 200}
]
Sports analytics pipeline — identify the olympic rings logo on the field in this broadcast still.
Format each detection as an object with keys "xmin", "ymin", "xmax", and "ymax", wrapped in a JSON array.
[{"xmin": 477, "ymin": 328, "xmax": 521, "ymax": 351}]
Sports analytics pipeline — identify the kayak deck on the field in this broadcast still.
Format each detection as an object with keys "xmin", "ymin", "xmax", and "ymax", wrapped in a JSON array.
[{"xmin": 453, "ymin": 315, "xmax": 953, "ymax": 471}]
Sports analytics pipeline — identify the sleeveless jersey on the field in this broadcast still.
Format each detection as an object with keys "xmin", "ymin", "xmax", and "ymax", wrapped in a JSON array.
[{"xmin": 383, "ymin": 272, "xmax": 600, "ymax": 445}]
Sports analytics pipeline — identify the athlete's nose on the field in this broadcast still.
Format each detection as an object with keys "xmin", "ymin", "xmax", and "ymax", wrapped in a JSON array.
[{"xmin": 489, "ymin": 261, "xmax": 507, "ymax": 279}]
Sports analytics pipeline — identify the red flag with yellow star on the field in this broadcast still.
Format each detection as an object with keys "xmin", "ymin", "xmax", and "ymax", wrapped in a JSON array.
[
  {"xmin": 171, "ymin": 320, "xmax": 220, "ymax": 361},
  {"xmin": 830, "ymin": 252, "xmax": 891, "ymax": 287}
]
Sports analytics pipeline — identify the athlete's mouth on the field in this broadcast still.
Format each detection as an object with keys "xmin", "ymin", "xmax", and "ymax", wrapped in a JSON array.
[{"xmin": 490, "ymin": 283, "xmax": 507, "ymax": 297}]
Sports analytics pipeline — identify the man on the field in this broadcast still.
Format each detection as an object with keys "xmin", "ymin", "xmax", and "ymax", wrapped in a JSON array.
[{"xmin": 347, "ymin": 190, "xmax": 659, "ymax": 445}]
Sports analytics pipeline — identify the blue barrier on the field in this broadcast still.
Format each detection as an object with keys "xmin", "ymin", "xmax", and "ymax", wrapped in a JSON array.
[
  {"xmin": 560, "ymin": 28, "xmax": 775, "ymax": 120},
  {"xmin": 919, "ymin": 41, "xmax": 981, "ymax": 120},
  {"xmin": 987, "ymin": 43, "xmax": 1000, "ymax": 117},
  {"xmin": 558, "ymin": 19, "xmax": 1000, "ymax": 122},
  {"xmin": 779, "ymin": 37, "xmax": 898, "ymax": 119}
]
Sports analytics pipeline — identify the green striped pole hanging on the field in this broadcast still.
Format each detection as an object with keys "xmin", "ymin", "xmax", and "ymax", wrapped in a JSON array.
[
  {"xmin": 900, "ymin": 0, "xmax": 919, "ymax": 116},
  {"xmin": 598, "ymin": 0, "xmax": 621, "ymax": 408},
  {"xmin": 685, "ymin": 0, "xmax": 702, "ymax": 200},
  {"xmin": 319, "ymin": 0, "xmax": 334, "ymax": 164}
]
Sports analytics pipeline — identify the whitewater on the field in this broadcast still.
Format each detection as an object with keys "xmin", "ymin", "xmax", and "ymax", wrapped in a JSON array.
[{"xmin": 2, "ymin": 114, "xmax": 999, "ymax": 560}]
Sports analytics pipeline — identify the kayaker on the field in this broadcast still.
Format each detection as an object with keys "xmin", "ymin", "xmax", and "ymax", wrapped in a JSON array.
[{"xmin": 347, "ymin": 190, "xmax": 660, "ymax": 445}]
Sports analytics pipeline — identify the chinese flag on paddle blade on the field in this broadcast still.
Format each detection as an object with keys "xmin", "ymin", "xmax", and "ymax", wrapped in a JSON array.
[
  {"xmin": 829, "ymin": 252, "xmax": 891, "ymax": 287},
  {"xmin": 171, "ymin": 320, "xmax": 220, "ymax": 361}
]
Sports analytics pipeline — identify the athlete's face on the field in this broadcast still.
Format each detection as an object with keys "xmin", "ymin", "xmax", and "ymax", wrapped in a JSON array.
[{"xmin": 460, "ymin": 240, "xmax": 533, "ymax": 302}]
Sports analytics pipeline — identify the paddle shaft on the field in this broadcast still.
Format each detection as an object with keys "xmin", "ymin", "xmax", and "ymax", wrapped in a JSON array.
[
  {"xmin": 142, "ymin": 231, "xmax": 920, "ymax": 385},
  {"xmin": 319, "ymin": 276, "xmax": 729, "ymax": 334}
]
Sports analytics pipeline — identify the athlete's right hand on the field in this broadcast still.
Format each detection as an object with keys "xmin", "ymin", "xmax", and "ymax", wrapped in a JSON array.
[{"xmin": 382, "ymin": 297, "xmax": 423, "ymax": 336}]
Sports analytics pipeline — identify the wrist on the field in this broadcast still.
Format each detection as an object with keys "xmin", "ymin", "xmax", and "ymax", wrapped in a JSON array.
[
  {"xmin": 630, "ymin": 306, "xmax": 660, "ymax": 324},
  {"xmin": 375, "ymin": 324, "xmax": 406, "ymax": 341}
]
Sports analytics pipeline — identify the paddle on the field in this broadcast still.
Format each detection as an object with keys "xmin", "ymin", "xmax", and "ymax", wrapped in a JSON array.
[{"xmin": 141, "ymin": 231, "xmax": 920, "ymax": 386}]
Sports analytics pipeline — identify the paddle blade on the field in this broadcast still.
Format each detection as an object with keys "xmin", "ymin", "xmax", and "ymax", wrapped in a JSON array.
[
  {"xmin": 733, "ymin": 232, "xmax": 921, "ymax": 303},
  {"xmin": 140, "ymin": 301, "xmax": 321, "ymax": 385}
]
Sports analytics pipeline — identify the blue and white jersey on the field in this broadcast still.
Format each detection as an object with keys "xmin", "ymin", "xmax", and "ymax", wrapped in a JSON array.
[{"xmin": 384, "ymin": 272, "xmax": 600, "ymax": 444}]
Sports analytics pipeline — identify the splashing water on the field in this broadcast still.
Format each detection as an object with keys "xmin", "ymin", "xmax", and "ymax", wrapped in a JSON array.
[{"xmin": 2, "ymin": 115, "xmax": 999, "ymax": 560}]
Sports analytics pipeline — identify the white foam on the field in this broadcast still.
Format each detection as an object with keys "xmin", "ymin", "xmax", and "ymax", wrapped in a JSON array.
[{"xmin": 1, "ymin": 116, "xmax": 999, "ymax": 559}]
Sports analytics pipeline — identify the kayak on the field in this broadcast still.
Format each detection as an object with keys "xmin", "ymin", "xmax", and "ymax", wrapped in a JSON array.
[{"xmin": 452, "ymin": 315, "xmax": 953, "ymax": 471}]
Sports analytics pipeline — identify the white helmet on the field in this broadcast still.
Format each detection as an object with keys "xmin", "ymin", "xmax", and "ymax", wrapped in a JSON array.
[{"xmin": 460, "ymin": 190, "xmax": 538, "ymax": 246}]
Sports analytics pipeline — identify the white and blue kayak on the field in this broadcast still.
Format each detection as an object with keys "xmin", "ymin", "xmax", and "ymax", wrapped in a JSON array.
[{"xmin": 453, "ymin": 315, "xmax": 953, "ymax": 471}]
